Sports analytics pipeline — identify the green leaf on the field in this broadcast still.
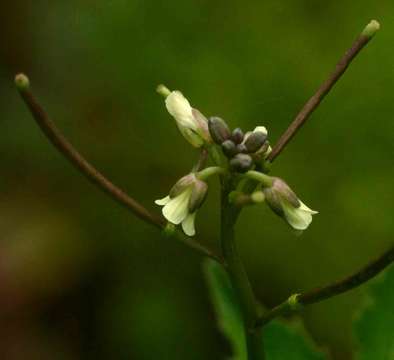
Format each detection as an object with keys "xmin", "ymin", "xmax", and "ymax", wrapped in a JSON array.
[
  {"xmin": 354, "ymin": 265, "xmax": 394, "ymax": 360},
  {"xmin": 203, "ymin": 259, "xmax": 328, "ymax": 360},
  {"xmin": 204, "ymin": 259, "xmax": 247, "ymax": 359},
  {"xmin": 264, "ymin": 321, "xmax": 327, "ymax": 360}
]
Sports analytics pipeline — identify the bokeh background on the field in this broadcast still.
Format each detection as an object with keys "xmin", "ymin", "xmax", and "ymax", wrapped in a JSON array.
[{"xmin": 0, "ymin": 1, "xmax": 393, "ymax": 359}]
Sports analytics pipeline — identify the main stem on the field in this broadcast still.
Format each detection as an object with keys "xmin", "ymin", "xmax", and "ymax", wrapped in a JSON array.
[{"xmin": 221, "ymin": 179, "xmax": 265, "ymax": 359}]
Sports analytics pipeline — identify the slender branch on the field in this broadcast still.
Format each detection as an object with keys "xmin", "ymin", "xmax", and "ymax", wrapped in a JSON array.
[
  {"xmin": 255, "ymin": 245, "xmax": 394, "ymax": 328},
  {"xmin": 268, "ymin": 20, "xmax": 380, "ymax": 162},
  {"xmin": 14, "ymin": 74, "xmax": 222, "ymax": 262}
]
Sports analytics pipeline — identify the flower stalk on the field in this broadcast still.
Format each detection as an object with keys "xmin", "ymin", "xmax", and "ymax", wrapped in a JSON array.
[{"xmin": 221, "ymin": 180, "xmax": 265, "ymax": 359}]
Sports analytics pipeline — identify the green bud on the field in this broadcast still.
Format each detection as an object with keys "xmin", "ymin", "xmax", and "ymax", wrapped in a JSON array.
[
  {"xmin": 208, "ymin": 117, "xmax": 231, "ymax": 144},
  {"xmin": 169, "ymin": 174, "xmax": 195, "ymax": 198},
  {"xmin": 156, "ymin": 84, "xmax": 171, "ymax": 98},
  {"xmin": 163, "ymin": 223, "xmax": 177, "ymax": 237},
  {"xmin": 221, "ymin": 140, "xmax": 237, "ymax": 157},
  {"xmin": 188, "ymin": 180, "xmax": 208, "ymax": 213},
  {"xmin": 288, "ymin": 294, "xmax": 302, "ymax": 311},
  {"xmin": 251, "ymin": 191, "xmax": 265, "ymax": 203},
  {"xmin": 15, "ymin": 73, "xmax": 30, "ymax": 91},
  {"xmin": 361, "ymin": 20, "xmax": 380, "ymax": 38},
  {"xmin": 244, "ymin": 131, "xmax": 267, "ymax": 153},
  {"xmin": 230, "ymin": 154, "xmax": 253, "ymax": 173},
  {"xmin": 231, "ymin": 128, "xmax": 244, "ymax": 144}
]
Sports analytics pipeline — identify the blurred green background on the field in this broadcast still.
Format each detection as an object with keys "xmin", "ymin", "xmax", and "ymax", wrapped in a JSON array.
[{"xmin": 0, "ymin": 1, "xmax": 393, "ymax": 359}]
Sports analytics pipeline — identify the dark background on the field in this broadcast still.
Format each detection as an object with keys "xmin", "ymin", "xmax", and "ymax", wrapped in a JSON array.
[{"xmin": 0, "ymin": 1, "xmax": 393, "ymax": 359}]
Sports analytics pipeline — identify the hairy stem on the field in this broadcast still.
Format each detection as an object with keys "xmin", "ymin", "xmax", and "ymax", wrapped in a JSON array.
[
  {"xmin": 221, "ymin": 180, "xmax": 264, "ymax": 359},
  {"xmin": 268, "ymin": 20, "xmax": 380, "ymax": 162},
  {"xmin": 255, "ymin": 245, "xmax": 394, "ymax": 328},
  {"xmin": 15, "ymin": 74, "xmax": 222, "ymax": 262}
]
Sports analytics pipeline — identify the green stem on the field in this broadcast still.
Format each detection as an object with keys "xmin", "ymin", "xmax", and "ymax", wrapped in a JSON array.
[
  {"xmin": 221, "ymin": 180, "xmax": 265, "ymax": 359},
  {"xmin": 245, "ymin": 171, "xmax": 274, "ymax": 188}
]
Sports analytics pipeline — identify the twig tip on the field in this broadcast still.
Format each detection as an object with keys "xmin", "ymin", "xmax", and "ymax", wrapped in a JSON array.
[
  {"xmin": 15, "ymin": 73, "xmax": 30, "ymax": 91},
  {"xmin": 362, "ymin": 20, "xmax": 380, "ymax": 38}
]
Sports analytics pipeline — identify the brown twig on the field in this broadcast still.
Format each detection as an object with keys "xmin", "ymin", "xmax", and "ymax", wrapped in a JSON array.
[
  {"xmin": 15, "ymin": 74, "xmax": 222, "ymax": 262},
  {"xmin": 255, "ymin": 245, "xmax": 394, "ymax": 328},
  {"xmin": 268, "ymin": 20, "xmax": 380, "ymax": 162}
]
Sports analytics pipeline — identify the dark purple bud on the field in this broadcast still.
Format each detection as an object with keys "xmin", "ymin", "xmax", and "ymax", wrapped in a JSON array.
[
  {"xmin": 244, "ymin": 131, "xmax": 267, "ymax": 153},
  {"xmin": 231, "ymin": 128, "xmax": 244, "ymax": 144},
  {"xmin": 208, "ymin": 117, "xmax": 231, "ymax": 144},
  {"xmin": 230, "ymin": 154, "xmax": 253, "ymax": 173},
  {"xmin": 236, "ymin": 143, "xmax": 248, "ymax": 153},
  {"xmin": 221, "ymin": 140, "xmax": 238, "ymax": 158}
]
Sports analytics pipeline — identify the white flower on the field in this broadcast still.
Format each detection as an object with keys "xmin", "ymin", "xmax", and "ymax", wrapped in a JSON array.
[
  {"xmin": 263, "ymin": 178, "xmax": 318, "ymax": 231},
  {"xmin": 155, "ymin": 174, "xmax": 208, "ymax": 236},
  {"xmin": 165, "ymin": 91, "xmax": 211, "ymax": 147}
]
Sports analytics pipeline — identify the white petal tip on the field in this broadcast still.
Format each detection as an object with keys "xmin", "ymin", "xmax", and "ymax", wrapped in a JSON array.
[{"xmin": 155, "ymin": 196, "xmax": 170, "ymax": 206}]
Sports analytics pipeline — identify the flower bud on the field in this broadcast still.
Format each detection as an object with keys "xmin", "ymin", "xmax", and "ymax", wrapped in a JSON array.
[
  {"xmin": 251, "ymin": 191, "xmax": 265, "ymax": 203},
  {"xmin": 221, "ymin": 140, "xmax": 237, "ymax": 158},
  {"xmin": 15, "ymin": 73, "xmax": 30, "ymax": 91},
  {"xmin": 231, "ymin": 128, "xmax": 244, "ymax": 144},
  {"xmin": 236, "ymin": 143, "xmax": 248, "ymax": 154},
  {"xmin": 188, "ymin": 180, "xmax": 208, "ymax": 213},
  {"xmin": 244, "ymin": 131, "xmax": 267, "ymax": 153},
  {"xmin": 208, "ymin": 117, "xmax": 231, "ymax": 144},
  {"xmin": 230, "ymin": 154, "xmax": 253, "ymax": 173}
]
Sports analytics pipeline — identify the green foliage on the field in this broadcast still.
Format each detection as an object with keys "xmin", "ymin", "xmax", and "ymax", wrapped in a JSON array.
[
  {"xmin": 204, "ymin": 259, "xmax": 247, "ymax": 359},
  {"xmin": 204, "ymin": 259, "xmax": 328, "ymax": 360},
  {"xmin": 354, "ymin": 266, "xmax": 394, "ymax": 360},
  {"xmin": 264, "ymin": 322, "xmax": 327, "ymax": 360}
]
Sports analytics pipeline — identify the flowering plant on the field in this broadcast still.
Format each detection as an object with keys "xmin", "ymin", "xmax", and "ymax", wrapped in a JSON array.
[{"xmin": 14, "ymin": 19, "xmax": 394, "ymax": 360}]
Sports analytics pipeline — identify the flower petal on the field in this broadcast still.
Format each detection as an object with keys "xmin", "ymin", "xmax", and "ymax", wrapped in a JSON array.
[
  {"xmin": 155, "ymin": 195, "xmax": 171, "ymax": 206},
  {"xmin": 299, "ymin": 201, "xmax": 319, "ymax": 215},
  {"xmin": 182, "ymin": 212, "xmax": 196, "ymax": 236},
  {"xmin": 253, "ymin": 126, "xmax": 268, "ymax": 135},
  {"xmin": 162, "ymin": 189, "xmax": 191, "ymax": 225},
  {"xmin": 165, "ymin": 91, "xmax": 196, "ymax": 130},
  {"xmin": 282, "ymin": 200, "xmax": 317, "ymax": 230}
]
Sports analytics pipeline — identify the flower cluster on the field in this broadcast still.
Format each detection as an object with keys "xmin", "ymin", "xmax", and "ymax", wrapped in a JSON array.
[
  {"xmin": 208, "ymin": 117, "xmax": 271, "ymax": 173},
  {"xmin": 155, "ymin": 87, "xmax": 317, "ymax": 235}
]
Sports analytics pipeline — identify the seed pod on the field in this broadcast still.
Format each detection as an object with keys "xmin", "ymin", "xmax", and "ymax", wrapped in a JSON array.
[
  {"xmin": 231, "ymin": 128, "xmax": 244, "ymax": 144},
  {"xmin": 221, "ymin": 140, "xmax": 238, "ymax": 158},
  {"xmin": 244, "ymin": 131, "xmax": 267, "ymax": 153},
  {"xmin": 208, "ymin": 117, "xmax": 231, "ymax": 144},
  {"xmin": 188, "ymin": 180, "xmax": 208, "ymax": 213},
  {"xmin": 230, "ymin": 154, "xmax": 253, "ymax": 173}
]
